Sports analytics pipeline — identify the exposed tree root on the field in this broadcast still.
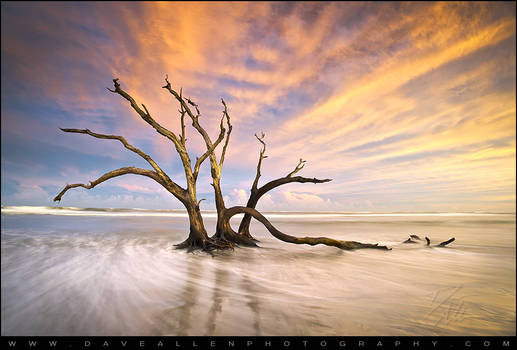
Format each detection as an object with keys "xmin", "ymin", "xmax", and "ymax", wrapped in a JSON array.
[
  {"xmin": 237, "ymin": 228, "xmax": 260, "ymax": 243},
  {"xmin": 224, "ymin": 206, "xmax": 392, "ymax": 251},
  {"xmin": 175, "ymin": 235, "xmax": 234, "ymax": 254},
  {"xmin": 212, "ymin": 228, "xmax": 259, "ymax": 247}
]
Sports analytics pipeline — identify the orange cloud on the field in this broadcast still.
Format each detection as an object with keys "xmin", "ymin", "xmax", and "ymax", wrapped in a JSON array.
[{"xmin": 3, "ymin": 2, "xmax": 514, "ymax": 211}]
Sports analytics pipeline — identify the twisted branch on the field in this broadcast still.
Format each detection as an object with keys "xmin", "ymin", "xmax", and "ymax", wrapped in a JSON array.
[
  {"xmin": 219, "ymin": 99, "xmax": 233, "ymax": 167},
  {"xmin": 162, "ymin": 76, "xmax": 226, "ymax": 164},
  {"xmin": 108, "ymin": 78, "xmax": 195, "ymax": 174},
  {"xmin": 53, "ymin": 167, "xmax": 174, "ymax": 202},
  {"xmin": 227, "ymin": 207, "xmax": 391, "ymax": 251},
  {"xmin": 162, "ymin": 75, "xmax": 199, "ymax": 126},
  {"xmin": 108, "ymin": 78, "xmax": 179, "ymax": 145},
  {"xmin": 58, "ymin": 128, "xmax": 185, "ymax": 196}
]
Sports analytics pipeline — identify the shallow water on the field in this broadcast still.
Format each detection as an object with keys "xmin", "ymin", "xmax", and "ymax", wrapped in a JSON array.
[{"xmin": 1, "ymin": 207, "xmax": 515, "ymax": 335}]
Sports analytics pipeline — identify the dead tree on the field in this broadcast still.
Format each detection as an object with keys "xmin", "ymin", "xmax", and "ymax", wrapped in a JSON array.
[
  {"xmin": 55, "ymin": 77, "xmax": 231, "ymax": 252},
  {"xmin": 54, "ymin": 76, "xmax": 421, "ymax": 253}
]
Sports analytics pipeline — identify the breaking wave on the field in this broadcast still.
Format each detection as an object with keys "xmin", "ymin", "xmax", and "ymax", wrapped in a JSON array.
[{"xmin": 1, "ymin": 206, "xmax": 510, "ymax": 219}]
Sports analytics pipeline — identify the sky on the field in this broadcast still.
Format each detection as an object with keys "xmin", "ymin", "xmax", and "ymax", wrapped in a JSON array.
[{"xmin": 1, "ymin": 1, "xmax": 515, "ymax": 213}]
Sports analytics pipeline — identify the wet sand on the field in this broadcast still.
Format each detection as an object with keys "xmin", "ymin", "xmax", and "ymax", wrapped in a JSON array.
[{"xmin": 1, "ymin": 208, "xmax": 515, "ymax": 335}]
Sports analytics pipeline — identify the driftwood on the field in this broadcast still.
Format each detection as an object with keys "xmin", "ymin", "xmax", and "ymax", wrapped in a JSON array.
[
  {"xmin": 437, "ymin": 237, "xmax": 455, "ymax": 247},
  {"xmin": 404, "ymin": 235, "xmax": 455, "ymax": 247}
]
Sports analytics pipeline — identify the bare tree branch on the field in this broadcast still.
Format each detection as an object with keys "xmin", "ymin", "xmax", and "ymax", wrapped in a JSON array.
[
  {"xmin": 193, "ymin": 118, "xmax": 226, "ymax": 180},
  {"xmin": 251, "ymin": 132, "xmax": 267, "ymax": 192},
  {"xmin": 58, "ymin": 128, "xmax": 185, "ymax": 195},
  {"xmin": 108, "ymin": 78, "xmax": 195, "ymax": 174},
  {"xmin": 257, "ymin": 176, "xmax": 332, "ymax": 197},
  {"xmin": 179, "ymin": 90, "xmax": 187, "ymax": 145},
  {"xmin": 219, "ymin": 99, "xmax": 233, "ymax": 167},
  {"xmin": 162, "ymin": 75, "xmax": 230, "ymax": 222},
  {"xmin": 162, "ymin": 76, "xmax": 221, "ymax": 163},
  {"xmin": 53, "ymin": 167, "xmax": 180, "ymax": 202},
  {"xmin": 162, "ymin": 75, "xmax": 198, "ymax": 123},
  {"xmin": 109, "ymin": 79, "xmax": 178, "ymax": 144},
  {"xmin": 186, "ymin": 97, "xmax": 201, "ymax": 117},
  {"xmin": 286, "ymin": 158, "xmax": 306, "ymax": 178}
]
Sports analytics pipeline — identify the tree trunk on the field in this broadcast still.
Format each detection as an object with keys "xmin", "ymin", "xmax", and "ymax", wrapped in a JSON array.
[
  {"xmin": 215, "ymin": 213, "xmax": 258, "ymax": 247},
  {"xmin": 210, "ymin": 165, "xmax": 256, "ymax": 246},
  {"xmin": 175, "ymin": 202, "xmax": 234, "ymax": 252},
  {"xmin": 211, "ymin": 178, "xmax": 227, "ymax": 238},
  {"xmin": 175, "ymin": 204, "xmax": 208, "ymax": 249},
  {"xmin": 237, "ymin": 195, "xmax": 260, "ymax": 241}
]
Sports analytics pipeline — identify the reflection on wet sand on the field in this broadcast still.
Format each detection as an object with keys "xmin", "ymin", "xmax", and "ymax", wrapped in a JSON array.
[
  {"xmin": 205, "ymin": 264, "xmax": 226, "ymax": 335},
  {"xmin": 1, "ymin": 213, "xmax": 515, "ymax": 335},
  {"xmin": 241, "ymin": 272, "xmax": 262, "ymax": 335},
  {"xmin": 176, "ymin": 257, "xmax": 201, "ymax": 335},
  {"xmin": 204, "ymin": 251, "xmax": 263, "ymax": 335},
  {"xmin": 151, "ymin": 254, "xmax": 204, "ymax": 335}
]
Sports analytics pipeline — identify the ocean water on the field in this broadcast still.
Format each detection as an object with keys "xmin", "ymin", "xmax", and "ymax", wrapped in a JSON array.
[{"xmin": 1, "ymin": 206, "xmax": 515, "ymax": 336}]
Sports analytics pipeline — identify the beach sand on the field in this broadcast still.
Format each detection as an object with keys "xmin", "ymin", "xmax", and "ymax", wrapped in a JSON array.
[{"xmin": 1, "ymin": 208, "xmax": 515, "ymax": 335}]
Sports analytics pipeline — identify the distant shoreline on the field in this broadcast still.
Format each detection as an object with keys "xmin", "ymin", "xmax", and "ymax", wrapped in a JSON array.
[{"xmin": 1, "ymin": 205, "xmax": 515, "ymax": 217}]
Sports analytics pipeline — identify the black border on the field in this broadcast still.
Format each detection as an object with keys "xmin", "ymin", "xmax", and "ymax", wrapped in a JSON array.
[{"xmin": 1, "ymin": 336, "xmax": 516, "ymax": 349}]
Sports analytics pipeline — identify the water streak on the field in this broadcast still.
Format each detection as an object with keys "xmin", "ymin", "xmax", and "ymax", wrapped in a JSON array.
[{"xmin": 1, "ymin": 209, "xmax": 515, "ymax": 335}]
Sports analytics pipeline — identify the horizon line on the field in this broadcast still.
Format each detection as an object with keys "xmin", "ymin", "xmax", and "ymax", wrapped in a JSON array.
[{"xmin": 1, "ymin": 205, "xmax": 515, "ymax": 216}]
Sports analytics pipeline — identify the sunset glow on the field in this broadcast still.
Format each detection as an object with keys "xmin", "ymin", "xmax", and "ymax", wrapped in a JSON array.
[{"xmin": 1, "ymin": 2, "xmax": 515, "ymax": 212}]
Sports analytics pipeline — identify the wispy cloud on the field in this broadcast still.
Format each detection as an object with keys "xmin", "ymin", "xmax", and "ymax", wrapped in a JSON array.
[{"xmin": 1, "ymin": 2, "xmax": 515, "ymax": 212}]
